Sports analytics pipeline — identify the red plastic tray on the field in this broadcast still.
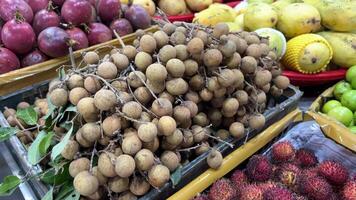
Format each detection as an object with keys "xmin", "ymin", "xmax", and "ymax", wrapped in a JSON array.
[
  {"xmin": 282, "ymin": 69, "xmax": 347, "ymax": 86},
  {"xmin": 154, "ymin": 1, "xmax": 241, "ymax": 23}
]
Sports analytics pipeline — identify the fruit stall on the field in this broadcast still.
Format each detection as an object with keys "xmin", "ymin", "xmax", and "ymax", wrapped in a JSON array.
[{"xmin": 0, "ymin": 0, "xmax": 355, "ymax": 200}]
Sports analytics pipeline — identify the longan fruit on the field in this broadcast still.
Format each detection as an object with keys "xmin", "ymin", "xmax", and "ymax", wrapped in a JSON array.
[
  {"xmin": 199, "ymin": 88, "xmax": 214, "ymax": 102},
  {"xmin": 273, "ymin": 75, "xmax": 290, "ymax": 90},
  {"xmin": 162, "ymin": 23, "xmax": 177, "ymax": 35},
  {"xmin": 3, "ymin": 108, "xmax": 16, "ymax": 118},
  {"xmin": 111, "ymin": 53, "xmax": 129, "ymax": 71},
  {"xmin": 262, "ymin": 83, "xmax": 271, "ymax": 93},
  {"xmin": 146, "ymin": 79, "xmax": 165, "ymax": 94},
  {"xmin": 267, "ymin": 51, "xmax": 278, "ymax": 60},
  {"xmin": 166, "ymin": 58, "xmax": 185, "ymax": 78},
  {"xmin": 94, "ymin": 89, "xmax": 117, "ymax": 111},
  {"xmin": 189, "ymin": 74, "xmax": 204, "ymax": 91},
  {"xmin": 241, "ymin": 56, "xmax": 257, "ymax": 74},
  {"xmin": 153, "ymin": 30, "xmax": 169, "ymax": 48},
  {"xmin": 227, "ymin": 34, "xmax": 248, "ymax": 54},
  {"xmin": 173, "ymin": 106, "xmax": 191, "ymax": 124},
  {"xmin": 119, "ymin": 91, "xmax": 134, "ymax": 103},
  {"xmin": 170, "ymin": 31, "xmax": 186, "ymax": 45},
  {"xmin": 213, "ymin": 23, "xmax": 229, "ymax": 38},
  {"xmin": 259, "ymin": 43, "xmax": 270, "ymax": 56},
  {"xmin": 184, "ymin": 90, "xmax": 200, "ymax": 104},
  {"xmin": 245, "ymin": 34, "xmax": 260, "ymax": 45},
  {"xmin": 206, "ymin": 77, "xmax": 220, "ymax": 92},
  {"xmin": 226, "ymin": 52, "xmax": 241, "ymax": 69},
  {"xmin": 255, "ymin": 90, "xmax": 267, "ymax": 104},
  {"xmin": 86, "ymin": 188, "xmax": 103, "ymax": 200},
  {"xmin": 193, "ymin": 112, "xmax": 210, "ymax": 126},
  {"xmin": 233, "ymin": 90, "xmax": 248, "ymax": 105},
  {"xmin": 195, "ymin": 30, "xmax": 208, "ymax": 45},
  {"xmin": 159, "ymin": 45, "xmax": 176, "ymax": 63},
  {"xmin": 102, "ymin": 115, "xmax": 121, "ymax": 137},
  {"xmin": 160, "ymin": 151, "xmax": 180, "ymax": 172},
  {"xmin": 61, "ymin": 140, "xmax": 79, "ymax": 160},
  {"xmin": 139, "ymin": 35, "xmax": 157, "ymax": 54},
  {"xmin": 203, "ymin": 49, "xmax": 223, "ymax": 69},
  {"xmin": 175, "ymin": 26, "xmax": 187, "ymax": 34},
  {"xmin": 92, "ymin": 166, "xmax": 108, "ymax": 186},
  {"xmin": 130, "ymin": 176, "xmax": 150, "ymax": 196},
  {"xmin": 148, "ymin": 164, "xmax": 170, "ymax": 188},
  {"xmin": 69, "ymin": 87, "xmax": 89, "ymax": 105},
  {"xmin": 112, "ymin": 80, "xmax": 128, "ymax": 92},
  {"xmin": 114, "ymin": 146, "xmax": 123, "ymax": 156},
  {"xmin": 254, "ymin": 70, "xmax": 272, "ymax": 88},
  {"xmin": 229, "ymin": 122, "xmax": 245, "ymax": 139},
  {"xmin": 84, "ymin": 77, "xmax": 101, "ymax": 94},
  {"xmin": 83, "ymin": 51, "xmax": 99, "ymax": 64},
  {"xmin": 73, "ymin": 171, "xmax": 99, "ymax": 196},
  {"xmin": 246, "ymin": 44, "xmax": 262, "ymax": 59},
  {"xmin": 134, "ymin": 52, "xmax": 152, "ymax": 72},
  {"xmin": 67, "ymin": 74, "xmax": 84, "ymax": 89},
  {"xmin": 217, "ymin": 69, "xmax": 236, "ymax": 87},
  {"xmin": 184, "ymin": 59, "xmax": 198, "ymax": 76},
  {"xmin": 222, "ymin": 98, "xmax": 239, "ymax": 114},
  {"xmin": 122, "ymin": 101, "xmax": 142, "ymax": 119},
  {"xmin": 81, "ymin": 122, "xmax": 101, "ymax": 142},
  {"xmin": 271, "ymin": 66, "xmax": 282, "ymax": 78},
  {"xmin": 138, "ymin": 122, "xmax": 157, "ymax": 142},
  {"xmin": 192, "ymin": 125, "xmax": 208, "ymax": 143},
  {"xmin": 146, "ymin": 63, "xmax": 167, "ymax": 82},
  {"xmin": 122, "ymin": 134, "xmax": 142, "ymax": 155},
  {"xmin": 232, "ymin": 69, "xmax": 244, "ymax": 86},
  {"xmin": 175, "ymin": 44, "xmax": 188, "ymax": 61},
  {"xmin": 48, "ymin": 79, "xmax": 62, "ymax": 93},
  {"xmin": 249, "ymin": 114, "xmax": 265, "ymax": 130},
  {"xmin": 98, "ymin": 136, "xmax": 110, "ymax": 146},
  {"xmin": 195, "ymin": 142, "xmax": 210, "ymax": 155},
  {"xmin": 208, "ymin": 108, "xmax": 223, "ymax": 122},
  {"xmin": 207, "ymin": 149, "xmax": 223, "ymax": 169},
  {"xmin": 237, "ymin": 106, "xmax": 246, "ymax": 117},
  {"xmin": 69, "ymin": 157, "xmax": 90, "ymax": 177},
  {"xmin": 158, "ymin": 91, "xmax": 175, "ymax": 104},
  {"xmin": 183, "ymin": 101, "xmax": 198, "ymax": 117},
  {"xmin": 50, "ymin": 88, "xmax": 68, "ymax": 107},
  {"xmin": 151, "ymin": 98, "xmax": 172, "ymax": 117},
  {"xmin": 108, "ymin": 177, "xmax": 129, "ymax": 193},
  {"xmin": 165, "ymin": 129, "xmax": 183, "ymax": 145},
  {"xmin": 118, "ymin": 191, "xmax": 137, "ymax": 200},
  {"xmin": 98, "ymin": 152, "xmax": 117, "ymax": 177},
  {"xmin": 134, "ymin": 148, "xmax": 154, "ymax": 171},
  {"xmin": 142, "ymin": 136, "xmax": 159, "ymax": 152},
  {"xmin": 166, "ymin": 78, "xmax": 189, "ymax": 96},
  {"xmin": 115, "ymin": 154, "xmax": 135, "ymax": 178},
  {"xmin": 215, "ymin": 129, "xmax": 229, "ymax": 140},
  {"xmin": 75, "ymin": 129, "xmax": 93, "ymax": 148},
  {"xmin": 134, "ymin": 87, "xmax": 152, "ymax": 105},
  {"xmin": 121, "ymin": 45, "xmax": 137, "ymax": 61},
  {"xmin": 181, "ymin": 129, "xmax": 194, "ymax": 148},
  {"xmin": 191, "ymin": 52, "xmax": 204, "ymax": 64},
  {"xmin": 128, "ymin": 71, "xmax": 146, "ymax": 88},
  {"xmin": 97, "ymin": 61, "xmax": 118, "ymax": 79},
  {"xmin": 158, "ymin": 116, "xmax": 176, "ymax": 136},
  {"xmin": 214, "ymin": 88, "xmax": 227, "ymax": 98},
  {"xmin": 270, "ymin": 85, "xmax": 283, "ymax": 97},
  {"xmin": 219, "ymin": 39, "xmax": 237, "ymax": 58},
  {"xmin": 187, "ymin": 37, "xmax": 204, "ymax": 54}
]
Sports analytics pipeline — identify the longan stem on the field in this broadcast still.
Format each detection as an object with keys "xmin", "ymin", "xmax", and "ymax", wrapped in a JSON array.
[
  {"xmin": 68, "ymin": 46, "xmax": 77, "ymax": 69},
  {"xmin": 115, "ymin": 108, "xmax": 146, "ymax": 124},
  {"xmin": 89, "ymin": 141, "xmax": 97, "ymax": 172},
  {"xmin": 113, "ymin": 30, "xmax": 126, "ymax": 48},
  {"xmin": 177, "ymin": 144, "xmax": 202, "ymax": 152}
]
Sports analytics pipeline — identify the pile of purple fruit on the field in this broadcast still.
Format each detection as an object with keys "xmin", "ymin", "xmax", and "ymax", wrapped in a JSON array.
[
  {"xmin": 195, "ymin": 141, "xmax": 356, "ymax": 200},
  {"xmin": 0, "ymin": 0, "xmax": 151, "ymax": 74}
]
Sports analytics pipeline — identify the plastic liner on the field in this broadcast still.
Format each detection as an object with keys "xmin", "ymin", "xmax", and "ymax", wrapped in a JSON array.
[
  {"xmin": 169, "ymin": 112, "xmax": 356, "ymax": 200},
  {"xmin": 0, "ymin": 26, "xmax": 158, "ymax": 96},
  {"xmin": 307, "ymin": 84, "xmax": 356, "ymax": 151},
  {"xmin": 0, "ymin": 83, "xmax": 302, "ymax": 199},
  {"xmin": 282, "ymin": 69, "xmax": 346, "ymax": 86}
]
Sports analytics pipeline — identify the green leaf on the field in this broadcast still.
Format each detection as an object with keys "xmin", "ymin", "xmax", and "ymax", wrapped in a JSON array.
[
  {"xmin": 51, "ymin": 123, "xmax": 74, "ymax": 161},
  {"xmin": 28, "ymin": 131, "xmax": 47, "ymax": 165},
  {"xmin": 54, "ymin": 183, "xmax": 74, "ymax": 200},
  {"xmin": 170, "ymin": 165, "xmax": 183, "ymax": 186},
  {"xmin": 58, "ymin": 68, "xmax": 66, "ymax": 81},
  {"xmin": 0, "ymin": 127, "xmax": 18, "ymax": 142},
  {"xmin": 41, "ymin": 164, "xmax": 71, "ymax": 186},
  {"xmin": 64, "ymin": 190, "xmax": 80, "ymax": 200},
  {"xmin": 42, "ymin": 188, "xmax": 53, "ymax": 200},
  {"xmin": 16, "ymin": 107, "xmax": 38, "ymax": 126},
  {"xmin": 64, "ymin": 105, "xmax": 76, "ymax": 113},
  {"xmin": 44, "ymin": 97, "xmax": 56, "ymax": 120},
  {"xmin": 39, "ymin": 132, "xmax": 54, "ymax": 155},
  {"xmin": 0, "ymin": 175, "xmax": 22, "ymax": 196}
]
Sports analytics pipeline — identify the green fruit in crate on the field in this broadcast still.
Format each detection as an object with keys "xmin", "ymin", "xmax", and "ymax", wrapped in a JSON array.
[
  {"xmin": 349, "ymin": 126, "xmax": 356, "ymax": 134},
  {"xmin": 327, "ymin": 106, "xmax": 353, "ymax": 126},
  {"xmin": 351, "ymin": 79, "xmax": 356, "ymax": 90},
  {"xmin": 248, "ymin": 0, "xmax": 274, "ymax": 3},
  {"xmin": 333, "ymin": 81, "xmax": 352, "ymax": 100},
  {"xmin": 346, "ymin": 66, "xmax": 356, "ymax": 83},
  {"xmin": 277, "ymin": 3, "xmax": 321, "ymax": 38},
  {"xmin": 322, "ymin": 100, "xmax": 341, "ymax": 114},
  {"xmin": 341, "ymin": 90, "xmax": 356, "ymax": 112},
  {"xmin": 243, "ymin": 3, "xmax": 278, "ymax": 31},
  {"xmin": 255, "ymin": 28, "xmax": 287, "ymax": 59}
]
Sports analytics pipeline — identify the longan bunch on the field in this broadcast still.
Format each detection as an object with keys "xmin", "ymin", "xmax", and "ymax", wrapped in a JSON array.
[{"xmin": 5, "ymin": 21, "xmax": 291, "ymax": 199}]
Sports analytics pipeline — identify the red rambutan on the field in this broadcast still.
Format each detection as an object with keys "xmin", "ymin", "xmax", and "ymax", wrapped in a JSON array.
[
  {"xmin": 274, "ymin": 163, "xmax": 300, "ymax": 189},
  {"xmin": 239, "ymin": 184, "xmax": 263, "ymax": 200},
  {"xmin": 193, "ymin": 194, "xmax": 209, "ymax": 200},
  {"xmin": 258, "ymin": 181, "xmax": 280, "ymax": 194},
  {"xmin": 341, "ymin": 181, "xmax": 356, "ymax": 200},
  {"xmin": 271, "ymin": 141, "xmax": 295, "ymax": 163},
  {"xmin": 263, "ymin": 187, "xmax": 294, "ymax": 200},
  {"xmin": 318, "ymin": 160, "xmax": 349, "ymax": 185},
  {"xmin": 230, "ymin": 170, "xmax": 248, "ymax": 186},
  {"xmin": 295, "ymin": 148, "xmax": 318, "ymax": 168},
  {"xmin": 298, "ymin": 175, "xmax": 333, "ymax": 200},
  {"xmin": 246, "ymin": 155, "xmax": 272, "ymax": 182},
  {"xmin": 208, "ymin": 179, "xmax": 236, "ymax": 200}
]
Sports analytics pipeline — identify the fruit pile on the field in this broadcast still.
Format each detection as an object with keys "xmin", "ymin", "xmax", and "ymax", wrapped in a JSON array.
[
  {"xmin": 321, "ymin": 65, "xmax": 356, "ymax": 133},
  {"xmin": 0, "ymin": 0, "xmax": 151, "ymax": 74},
  {"xmin": 1, "ymin": 20, "xmax": 290, "ymax": 199},
  {"xmin": 195, "ymin": 141, "xmax": 356, "ymax": 200}
]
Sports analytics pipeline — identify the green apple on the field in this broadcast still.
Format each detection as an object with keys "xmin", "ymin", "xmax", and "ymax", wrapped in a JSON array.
[
  {"xmin": 322, "ymin": 100, "xmax": 341, "ymax": 114},
  {"xmin": 351, "ymin": 78, "xmax": 356, "ymax": 89},
  {"xmin": 349, "ymin": 126, "xmax": 356, "ymax": 134},
  {"xmin": 346, "ymin": 65, "xmax": 356, "ymax": 83},
  {"xmin": 333, "ymin": 81, "xmax": 352, "ymax": 100},
  {"xmin": 327, "ymin": 106, "xmax": 353, "ymax": 126},
  {"xmin": 341, "ymin": 90, "xmax": 356, "ymax": 111}
]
